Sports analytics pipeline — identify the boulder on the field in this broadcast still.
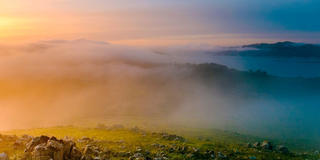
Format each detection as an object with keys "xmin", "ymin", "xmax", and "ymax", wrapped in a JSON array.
[
  {"xmin": 261, "ymin": 141, "xmax": 273, "ymax": 150},
  {"xmin": 21, "ymin": 135, "xmax": 33, "ymax": 142},
  {"xmin": 78, "ymin": 137, "xmax": 93, "ymax": 143},
  {"xmin": 217, "ymin": 152, "xmax": 228, "ymax": 160},
  {"xmin": 96, "ymin": 123, "xmax": 107, "ymax": 129},
  {"xmin": 160, "ymin": 133, "xmax": 185, "ymax": 142},
  {"xmin": 62, "ymin": 140, "xmax": 76, "ymax": 157},
  {"xmin": 6, "ymin": 135, "xmax": 18, "ymax": 141},
  {"xmin": 32, "ymin": 143, "xmax": 53, "ymax": 160},
  {"xmin": 249, "ymin": 156, "xmax": 257, "ymax": 160},
  {"xmin": 25, "ymin": 136, "xmax": 49, "ymax": 152},
  {"xmin": 108, "ymin": 124, "xmax": 124, "ymax": 130},
  {"xmin": 0, "ymin": 153, "xmax": 9, "ymax": 160},
  {"xmin": 70, "ymin": 147, "xmax": 83, "ymax": 160},
  {"xmin": 81, "ymin": 145, "xmax": 102, "ymax": 160},
  {"xmin": 131, "ymin": 126, "xmax": 141, "ymax": 132},
  {"xmin": 277, "ymin": 145, "xmax": 289, "ymax": 154},
  {"xmin": 129, "ymin": 153, "xmax": 145, "ymax": 160},
  {"xmin": 83, "ymin": 145, "xmax": 100, "ymax": 156},
  {"xmin": 252, "ymin": 142, "xmax": 260, "ymax": 148},
  {"xmin": 13, "ymin": 139, "xmax": 25, "ymax": 149},
  {"xmin": 204, "ymin": 150, "xmax": 215, "ymax": 159},
  {"xmin": 24, "ymin": 136, "xmax": 83, "ymax": 160},
  {"xmin": 245, "ymin": 143, "xmax": 253, "ymax": 148}
]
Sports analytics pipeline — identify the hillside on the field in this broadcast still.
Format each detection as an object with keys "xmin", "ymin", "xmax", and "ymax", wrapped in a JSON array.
[
  {"xmin": 211, "ymin": 41, "xmax": 320, "ymax": 58},
  {"xmin": 0, "ymin": 125, "xmax": 319, "ymax": 160}
]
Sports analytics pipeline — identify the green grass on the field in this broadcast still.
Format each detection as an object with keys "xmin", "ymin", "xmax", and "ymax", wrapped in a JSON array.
[{"xmin": 1, "ymin": 125, "xmax": 319, "ymax": 160}]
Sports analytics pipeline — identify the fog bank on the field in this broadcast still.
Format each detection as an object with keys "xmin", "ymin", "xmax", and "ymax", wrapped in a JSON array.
[{"xmin": 0, "ymin": 40, "xmax": 319, "ymax": 142}]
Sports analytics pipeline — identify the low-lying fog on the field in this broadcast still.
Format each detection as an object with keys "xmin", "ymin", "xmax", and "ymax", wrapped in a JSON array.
[
  {"xmin": 155, "ymin": 45, "xmax": 320, "ymax": 77},
  {"xmin": 0, "ymin": 40, "xmax": 319, "ymax": 142},
  {"xmin": 209, "ymin": 56, "xmax": 320, "ymax": 77}
]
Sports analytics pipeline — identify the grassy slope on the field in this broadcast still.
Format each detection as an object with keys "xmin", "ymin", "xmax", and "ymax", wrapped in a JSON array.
[{"xmin": 1, "ymin": 125, "xmax": 319, "ymax": 160}]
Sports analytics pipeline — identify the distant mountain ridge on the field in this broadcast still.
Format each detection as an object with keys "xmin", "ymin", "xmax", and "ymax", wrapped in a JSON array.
[
  {"xmin": 243, "ymin": 41, "xmax": 306, "ymax": 49},
  {"xmin": 213, "ymin": 41, "xmax": 320, "ymax": 58}
]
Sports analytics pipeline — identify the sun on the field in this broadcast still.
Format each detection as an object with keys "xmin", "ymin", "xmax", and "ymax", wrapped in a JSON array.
[
  {"xmin": 0, "ymin": 17, "xmax": 15, "ymax": 27},
  {"xmin": 0, "ymin": 17, "xmax": 18, "ymax": 39},
  {"xmin": 0, "ymin": 16, "xmax": 30, "ymax": 41}
]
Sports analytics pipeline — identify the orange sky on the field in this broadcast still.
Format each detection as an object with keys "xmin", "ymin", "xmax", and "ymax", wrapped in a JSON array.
[
  {"xmin": 1, "ymin": 0, "xmax": 320, "ymax": 46},
  {"xmin": 0, "ymin": 14, "xmax": 289, "ymax": 47}
]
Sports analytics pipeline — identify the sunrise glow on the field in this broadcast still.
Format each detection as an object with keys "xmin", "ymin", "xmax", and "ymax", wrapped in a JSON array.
[{"xmin": 0, "ymin": 1, "xmax": 319, "ymax": 159}]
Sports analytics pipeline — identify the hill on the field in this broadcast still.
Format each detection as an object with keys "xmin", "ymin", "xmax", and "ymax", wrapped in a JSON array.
[
  {"xmin": 0, "ymin": 125, "xmax": 319, "ymax": 160},
  {"xmin": 212, "ymin": 41, "xmax": 320, "ymax": 58}
]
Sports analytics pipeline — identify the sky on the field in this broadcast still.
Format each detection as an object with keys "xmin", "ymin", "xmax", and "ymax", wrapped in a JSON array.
[
  {"xmin": 1, "ymin": 0, "xmax": 320, "ymax": 139},
  {"xmin": 0, "ymin": 0, "xmax": 320, "ymax": 46}
]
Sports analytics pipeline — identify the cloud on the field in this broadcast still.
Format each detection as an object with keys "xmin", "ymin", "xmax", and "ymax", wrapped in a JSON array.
[
  {"xmin": 0, "ymin": 39, "xmax": 250, "ymax": 131},
  {"xmin": 0, "ymin": 39, "xmax": 175, "ymax": 79},
  {"xmin": 0, "ymin": 39, "xmax": 318, "ymax": 142},
  {"xmin": 0, "ymin": 39, "xmax": 201, "ymax": 129}
]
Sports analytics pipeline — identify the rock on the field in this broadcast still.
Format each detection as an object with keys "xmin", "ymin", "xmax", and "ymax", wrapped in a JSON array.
[
  {"xmin": 40, "ymin": 135, "xmax": 50, "ymax": 143},
  {"xmin": 81, "ymin": 145, "xmax": 102, "ymax": 160},
  {"xmin": 249, "ymin": 156, "xmax": 257, "ymax": 160},
  {"xmin": 64, "ymin": 136, "xmax": 74, "ymax": 141},
  {"xmin": 0, "ymin": 153, "xmax": 9, "ymax": 160},
  {"xmin": 108, "ymin": 124, "xmax": 124, "ymax": 130},
  {"xmin": 78, "ymin": 137, "xmax": 94, "ymax": 143},
  {"xmin": 253, "ymin": 142, "xmax": 261, "ymax": 148},
  {"xmin": 32, "ymin": 143, "xmax": 52, "ymax": 160},
  {"xmin": 25, "ymin": 136, "xmax": 49, "ymax": 152},
  {"xmin": 47, "ymin": 139, "xmax": 64, "ymax": 159},
  {"xmin": 114, "ymin": 151, "xmax": 130, "ymax": 157},
  {"xmin": 178, "ymin": 146, "xmax": 188, "ymax": 154},
  {"xmin": 160, "ymin": 133, "xmax": 185, "ymax": 142},
  {"xmin": 168, "ymin": 147, "xmax": 175, "ymax": 153},
  {"xmin": 217, "ymin": 152, "xmax": 228, "ymax": 160},
  {"xmin": 156, "ymin": 151, "xmax": 167, "ymax": 158},
  {"xmin": 151, "ymin": 143, "xmax": 167, "ymax": 149},
  {"xmin": 191, "ymin": 147, "xmax": 199, "ymax": 153},
  {"xmin": 277, "ymin": 145, "xmax": 289, "ymax": 154},
  {"xmin": 83, "ymin": 145, "xmax": 100, "ymax": 156},
  {"xmin": 118, "ymin": 140, "xmax": 125, "ymax": 143},
  {"xmin": 71, "ymin": 147, "xmax": 83, "ymax": 160},
  {"xmin": 129, "ymin": 152, "xmax": 145, "ymax": 160},
  {"xmin": 131, "ymin": 126, "xmax": 142, "ymax": 133},
  {"xmin": 21, "ymin": 135, "xmax": 33, "ymax": 142},
  {"xmin": 6, "ymin": 135, "xmax": 18, "ymax": 141},
  {"xmin": 96, "ymin": 123, "xmax": 107, "ymax": 129},
  {"xmin": 261, "ymin": 141, "xmax": 273, "ymax": 150},
  {"xmin": 151, "ymin": 143, "xmax": 160, "ymax": 147},
  {"xmin": 246, "ymin": 143, "xmax": 253, "ymax": 148},
  {"xmin": 186, "ymin": 153, "xmax": 194, "ymax": 159},
  {"xmin": 13, "ymin": 139, "xmax": 25, "ymax": 149},
  {"xmin": 136, "ymin": 147, "xmax": 143, "ymax": 152},
  {"xmin": 154, "ymin": 157, "xmax": 168, "ymax": 160},
  {"xmin": 204, "ymin": 150, "xmax": 215, "ymax": 159},
  {"xmin": 63, "ymin": 140, "xmax": 76, "ymax": 156},
  {"xmin": 24, "ymin": 136, "xmax": 83, "ymax": 160}
]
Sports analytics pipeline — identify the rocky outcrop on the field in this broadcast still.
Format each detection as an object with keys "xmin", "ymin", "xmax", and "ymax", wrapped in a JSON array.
[
  {"xmin": 158, "ymin": 133, "xmax": 185, "ymax": 142},
  {"xmin": 23, "ymin": 136, "xmax": 82, "ymax": 160},
  {"xmin": 247, "ymin": 140, "xmax": 290, "ymax": 154},
  {"xmin": 0, "ymin": 153, "xmax": 9, "ymax": 160},
  {"xmin": 261, "ymin": 141, "xmax": 273, "ymax": 150},
  {"xmin": 277, "ymin": 145, "xmax": 289, "ymax": 154}
]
